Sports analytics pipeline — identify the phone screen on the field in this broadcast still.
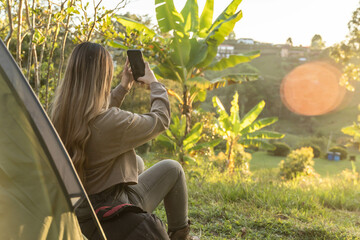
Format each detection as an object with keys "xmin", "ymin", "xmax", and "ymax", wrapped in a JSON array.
[{"xmin": 127, "ymin": 50, "xmax": 145, "ymax": 81}]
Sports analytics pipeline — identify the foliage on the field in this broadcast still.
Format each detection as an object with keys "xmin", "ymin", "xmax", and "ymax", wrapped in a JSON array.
[
  {"xmin": 296, "ymin": 143, "xmax": 321, "ymax": 158},
  {"xmin": 148, "ymin": 152, "xmax": 360, "ymax": 239},
  {"xmin": 311, "ymin": 34, "xmax": 325, "ymax": 49},
  {"xmin": 342, "ymin": 122, "xmax": 360, "ymax": 150},
  {"xmin": 286, "ymin": 37, "xmax": 293, "ymax": 46},
  {"xmin": 267, "ymin": 142, "xmax": 291, "ymax": 157},
  {"xmin": 309, "ymin": 145, "xmax": 321, "ymax": 158},
  {"xmin": 115, "ymin": 0, "xmax": 260, "ymax": 134},
  {"xmin": 279, "ymin": 147, "xmax": 316, "ymax": 180},
  {"xmin": 0, "ymin": 0, "xmax": 128, "ymax": 110},
  {"xmin": 338, "ymin": 162, "xmax": 359, "ymax": 185},
  {"xmin": 329, "ymin": 146, "xmax": 348, "ymax": 160},
  {"xmin": 213, "ymin": 91, "xmax": 284, "ymax": 173},
  {"xmin": 155, "ymin": 115, "xmax": 221, "ymax": 164},
  {"xmin": 330, "ymin": 3, "xmax": 360, "ymax": 91}
]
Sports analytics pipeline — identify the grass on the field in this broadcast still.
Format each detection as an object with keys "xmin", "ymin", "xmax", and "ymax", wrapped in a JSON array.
[
  {"xmin": 143, "ymin": 151, "xmax": 360, "ymax": 239},
  {"xmin": 251, "ymin": 151, "xmax": 360, "ymax": 177}
]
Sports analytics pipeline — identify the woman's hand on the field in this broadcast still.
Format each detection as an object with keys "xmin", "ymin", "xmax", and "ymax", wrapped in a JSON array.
[
  {"xmin": 137, "ymin": 62, "xmax": 158, "ymax": 85},
  {"xmin": 120, "ymin": 59, "xmax": 134, "ymax": 91}
]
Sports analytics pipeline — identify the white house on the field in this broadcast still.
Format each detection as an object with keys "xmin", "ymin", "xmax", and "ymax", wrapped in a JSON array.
[{"xmin": 217, "ymin": 44, "xmax": 235, "ymax": 58}]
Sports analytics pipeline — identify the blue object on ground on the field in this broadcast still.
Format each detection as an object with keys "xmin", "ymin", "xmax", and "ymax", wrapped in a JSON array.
[
  {"xmin": 327, "ymin": 152, "xmax": 334, "ymax": 160},
  {"xmin": 334, "ymin": 152, "xmax": 341, "ymax": 161}
]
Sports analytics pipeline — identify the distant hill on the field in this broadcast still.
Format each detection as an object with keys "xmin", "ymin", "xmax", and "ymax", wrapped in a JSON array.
[{"xmin": 201, "ymin": 40, "xmax": 360, "ymax": 150}]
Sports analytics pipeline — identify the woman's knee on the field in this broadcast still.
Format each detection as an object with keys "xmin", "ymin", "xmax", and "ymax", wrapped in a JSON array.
[{"xmin": 161, "ymin": 159, "xmax": 184, "ymax": 175}]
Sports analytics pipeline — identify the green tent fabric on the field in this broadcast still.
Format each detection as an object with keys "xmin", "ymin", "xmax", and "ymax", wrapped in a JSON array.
[{"xmin": 0, "ymin": 39, "xmax": 104, "ymax": 239}]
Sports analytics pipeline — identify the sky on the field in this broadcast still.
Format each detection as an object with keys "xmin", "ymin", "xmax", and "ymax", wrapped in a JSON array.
[{"xmin": 104, "ymin": 0, "xmax": 360, "ymax": 47}]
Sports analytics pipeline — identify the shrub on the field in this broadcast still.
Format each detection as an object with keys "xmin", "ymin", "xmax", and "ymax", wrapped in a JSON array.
[
  {"xmin": 296, "ymin": 136, "xmax": 329, "ymax": 154},
  {"xmin": 268, "ymin": 142, "xmax": 291, "ymax": 156},
  {"xmin": 329, "ymin": 146, "xmax": 348, "ymax": 160},
  {"xmin": 279, "ymin": 147, "xmax": 316, "ymax": 180},
  {"xmin": 297, "ymin": 144, "xmax": 321, "ymax": 158}
]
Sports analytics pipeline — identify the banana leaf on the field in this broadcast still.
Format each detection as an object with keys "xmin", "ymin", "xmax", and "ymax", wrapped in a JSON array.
[
  {"xmin": 206, "ymin": 73, "xmax": 258, "ymax": 90},
  {"xmin": 240, "ymin": 139, "xmax": 275, "ymax": 150},
  {"xmin": 209, "ymin": 0, "xmax": 242, "ymax": 32},
  {"xmin": 191, "ymin": 138, "xmax": 222, "ymax": 151},
  {"xmin": 213, "ymin": 96, "xmax": 232, "ymax": 133},
  {"xmin": 155, "ymin": 0, "xmax": 184, "ymax": 33},
  {"xmin": 107, "ymin": 40, "xmax": 128, "ymax": 50},
  {"xmin": 241, "ymin": 117, "xmax": 279, "ymax": 135},
  {"xmin": 197, "ymin": 11, "xmax": 243, "ymax": 68},
  {"xmin": 156, "ymin": 134, "xmax": 176, "ymax": 151},
  {"xmin": 230, "ymin": 92, "xmax": 241, "ymax": 134},
  {"xmin": 183, "ymin": 123, "xmax": 203, "ymax": 150},
  {"xmin": 342, "ymin": 123, "xmax": 360, "ymax": 137},
  {"xmin": 207, "ymin": 51, "xmax": 260, "ymax": 71},
  {"xmin": 238, "ymin": 100, "xmax": 265, "ymax": 131},
  {"xmin": 186, "ymin": 39, "xmax": 208, "ymax": 69},
  {"xmin": 170, "ymin": 32, "xmax": 191, "ymax": 70},
  {"xmin": 181, "ymin": 0, "xmax": 199, "ymax": 32},
  {"xmin": 198, "ymin": 0, "xmax": 214, "ymax": 37},
  {"xmin": 153, "ymin": 63, "xmax": 180, "ymax": 82},
  {"xmin": 169, "ymin": 116, "xmax": 186, "ymax": 140},
  {"xmin": 187, "ymin": 77, "xmax": 211, "ymax": 88},
  {"xmin": 243, "ymin": 131, "xmax": 285, "ymax": 140},
  {"xmin": 116, "ymin": 16, "xmax": 156, "ymax": 38}
]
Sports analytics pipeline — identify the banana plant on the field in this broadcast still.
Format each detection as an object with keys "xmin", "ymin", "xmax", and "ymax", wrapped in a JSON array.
[
  {"xmin": 156, "ymin": 115, "xmax": 221, "ymax": 164},
  {"xmin": 342, "ymin": 123, "xmax": 360, "ymax": 149},
  {"xmin": 113, "ymin": 0, "xmax": 260, "ymax": 134},
  {"xmin": 213, "ymin": 92, "xmax": 284, "ymax": 173}
]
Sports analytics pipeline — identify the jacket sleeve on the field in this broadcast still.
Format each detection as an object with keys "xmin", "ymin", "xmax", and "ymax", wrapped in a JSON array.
[
  {"xmin": 109, "ymin": 84, "xmax": 129, "ymax": 108},
  {"xmin": 95, "ymin": 82, "xmax": 171, "ymax": 158}
]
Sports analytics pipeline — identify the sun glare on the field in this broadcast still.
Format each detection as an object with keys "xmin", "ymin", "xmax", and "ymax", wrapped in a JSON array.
[{"xmin": 280, "ymin": 62, "xmax": 346, "ymax": 116}]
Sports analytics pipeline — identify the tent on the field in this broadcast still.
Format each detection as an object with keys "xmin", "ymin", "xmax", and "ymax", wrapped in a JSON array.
[{"xmin": 0, "ymin": 39, "xmax": 105, "ymax": 239}]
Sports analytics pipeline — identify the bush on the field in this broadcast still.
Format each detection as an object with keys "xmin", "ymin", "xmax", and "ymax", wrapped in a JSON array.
[
  {"xmin": 279, "ymin": 147, "xmax": 316, "ymax": 180},
  {"xmin": 268, "ymin": 142, "xmax": 291, "ymax": 156},
  {"xmin": 329, "ymin": 146, "xmax": 348, "ymax": 160},
  {"xmin": 296, "ymin": 136, "xmax": 329, "ymax": 154},
  {"xmin": 297, "ymin": 144, "xmax": 321, "ymax": 158}
]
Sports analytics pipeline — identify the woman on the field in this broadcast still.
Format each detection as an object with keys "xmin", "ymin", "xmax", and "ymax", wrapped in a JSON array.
[{"xmin": 50, "ymin": 42, "xmax": 191, "ymax": 239}]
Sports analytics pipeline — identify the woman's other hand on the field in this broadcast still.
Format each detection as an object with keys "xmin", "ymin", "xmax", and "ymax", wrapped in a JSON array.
[
  {"xmin": 137, "ymin": 62, "xmax": 158, "ymax": 85},
  {"xmin": 120, "ymin": 58, "xmax": 134, "ymax": 91}
]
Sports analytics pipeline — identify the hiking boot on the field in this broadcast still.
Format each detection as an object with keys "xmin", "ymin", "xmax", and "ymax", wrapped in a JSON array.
[{"xmin": 168, "ymin": 220, "xmax": 200, "ymax": 240}]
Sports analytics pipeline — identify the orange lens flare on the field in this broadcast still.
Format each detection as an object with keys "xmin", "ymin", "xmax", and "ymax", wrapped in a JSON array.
[{"xmin": 280, "ymin": 62, "xmax": 345, "ymax": 116}]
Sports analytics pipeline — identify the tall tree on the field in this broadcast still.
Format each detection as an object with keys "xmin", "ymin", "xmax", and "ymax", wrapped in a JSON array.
[
  {"xmin": 311, "ymin": 34, "xmax": 325, "ymax": 49},
  {"xmin": 286, "ymin": 37, "xmax": 293, "ymax": 46}
]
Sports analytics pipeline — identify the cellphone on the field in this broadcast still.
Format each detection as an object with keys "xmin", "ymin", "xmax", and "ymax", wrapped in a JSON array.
[{"xmin": 127, "ymin": 50, "xmax": 145, "ymax": 81}]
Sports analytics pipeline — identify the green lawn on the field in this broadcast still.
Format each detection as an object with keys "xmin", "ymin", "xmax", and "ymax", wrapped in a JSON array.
[
  {"xmin": 251, "ymin": 151, "xmax": 360, "ymax": 177},
  {"xmin": 145, "ymin": 151, "xmax": 360, "ymax": 239}
]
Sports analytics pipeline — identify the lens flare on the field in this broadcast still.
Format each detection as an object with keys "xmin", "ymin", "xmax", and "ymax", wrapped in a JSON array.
[{"xmin": 280, "ymin": 62, "xmax": 345, "ymax": 116}]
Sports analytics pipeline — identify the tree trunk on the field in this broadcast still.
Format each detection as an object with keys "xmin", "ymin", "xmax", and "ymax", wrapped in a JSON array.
[
  {"xmin": 57, "ymin": 0, "xmax": 75, "ymax": 86},
  {"xmin": 38, "ymin": 0, "xmax": 52, "ymax": 93},
  {"xmin": 16, "ymin": 0, "xmax": 23, "ymax": 67},
  {"xmin": 33, "ymin": 45, "xmax": 39, "ymax": 95},
  {"xmin": 24, "ymin": 0, "xmax": 35, "ymax": 82},
  {"xmin": 227, "ymin": 139, "xmax": 234, "ymax": 173},
  {"xmin": 182, "ymin": 85, "xmax": 191, "ymax": 135},
  {"xmin": 4, "ymin": 0, "xmax": 13, "ymax": 48},
  {"xmin": 45, "ymin": 22, "xmax": 60, "ymax": 111}
]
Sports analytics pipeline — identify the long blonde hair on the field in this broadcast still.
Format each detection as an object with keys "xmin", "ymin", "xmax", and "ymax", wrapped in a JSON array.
[{"xmin": 50, "ymin": 42, "xmax": 113, "ymax": 182}]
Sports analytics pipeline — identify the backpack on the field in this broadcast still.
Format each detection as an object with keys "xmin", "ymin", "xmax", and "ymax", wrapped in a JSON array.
[{"xmin": 78, "ymin": 203, "xmax": 169, "ymax": 240}]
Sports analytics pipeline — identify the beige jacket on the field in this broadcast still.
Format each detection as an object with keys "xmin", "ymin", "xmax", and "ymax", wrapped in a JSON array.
[{"xmin": 84, "ymin": 82, "xmax": 170, "ymax": 195}]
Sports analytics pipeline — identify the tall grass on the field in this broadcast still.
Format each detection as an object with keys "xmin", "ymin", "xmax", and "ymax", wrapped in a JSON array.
[{"xmin": 146, "ymin": 153, "xmax": 360, "ymax": 239}]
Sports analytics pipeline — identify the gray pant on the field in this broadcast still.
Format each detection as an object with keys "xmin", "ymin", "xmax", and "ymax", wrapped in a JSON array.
[{"xmin": 90, "ymin": 158, "xmax": 188, "ymax": 232}]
